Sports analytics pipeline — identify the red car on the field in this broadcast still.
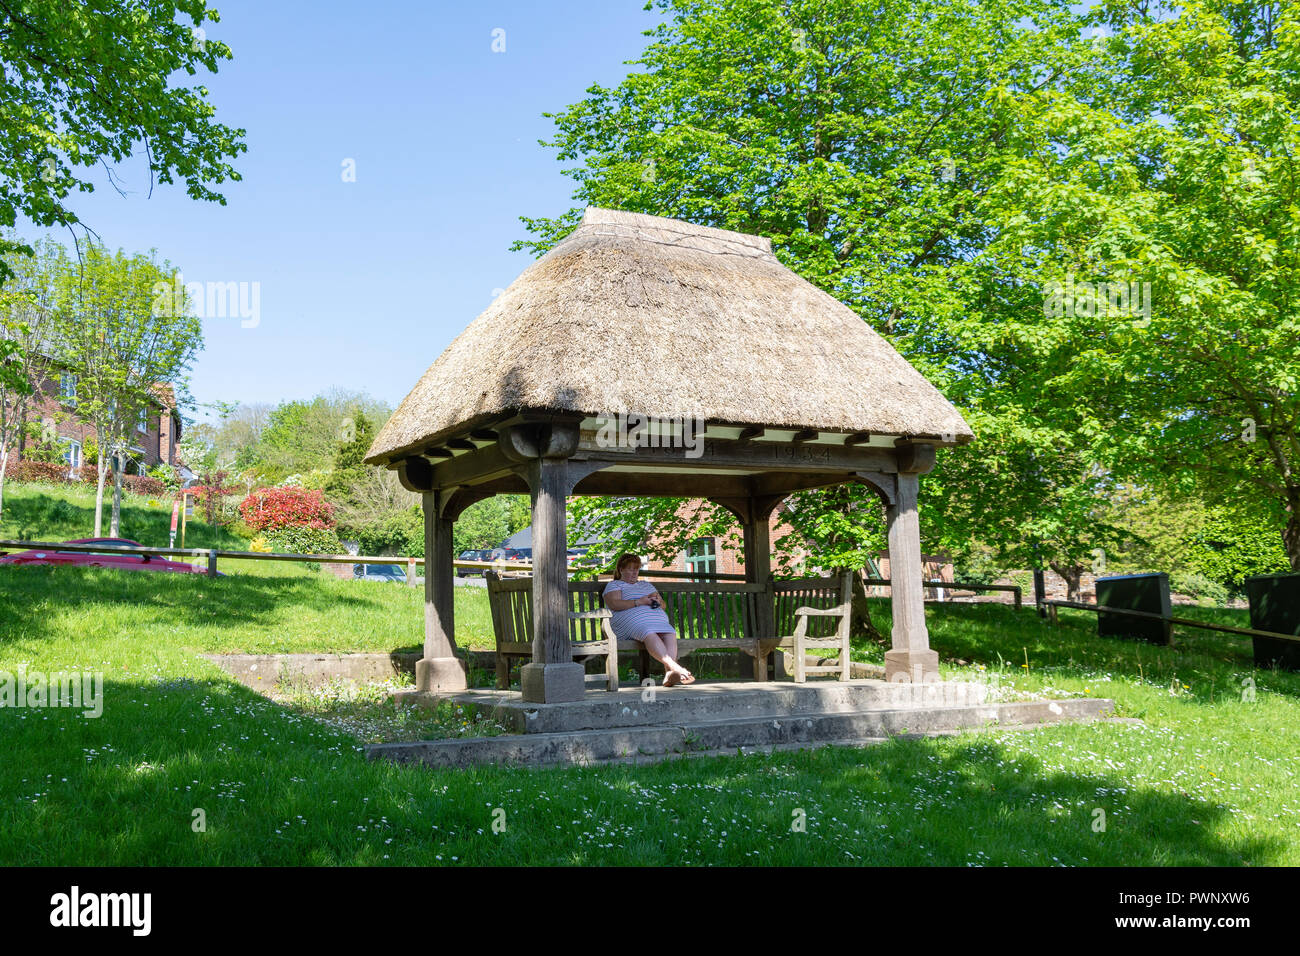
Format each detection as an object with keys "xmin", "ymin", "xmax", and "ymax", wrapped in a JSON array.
[{"xmin": 0, "ymin": 538, "xmax": 212, "ymax": 574}]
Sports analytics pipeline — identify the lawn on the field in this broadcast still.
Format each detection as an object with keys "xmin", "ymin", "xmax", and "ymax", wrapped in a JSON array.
[
  {"xmin": 0, "ymin": 480, "xmax": 248, "ymax": 551},
  {"xmin": 2, "ymin": 551, "xmax": 1298, "ymax": 865}
]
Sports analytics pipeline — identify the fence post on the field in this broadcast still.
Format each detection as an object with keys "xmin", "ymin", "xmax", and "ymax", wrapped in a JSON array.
[
  {"xmin": 407, "ymin": 556, "xmax": 417, "ymax": 587},
  {"xmin": 207, "ymin": 549, "xmax": 218, "ymax": 578},
  {"xmin": 1013, "ymin": 586, "xmax": 1022, "ymax": 611}
]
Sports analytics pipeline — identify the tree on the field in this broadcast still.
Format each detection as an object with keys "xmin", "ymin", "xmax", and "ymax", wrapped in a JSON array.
[
  {"xmin": 52, "ymin": 243, "xmax": 201, "ymax": 536},
  {"xmin": 0, "ymin": 237, "xmax": 62, "ymax": 519},
  {"xmin": 975, "ymin": 0, "xmax": 1300, "ymax": 569},
  {"xmin": 0, "ymin": 0, "xmax": 246, "ymax": 285},
  {"xmin": 248, "ymin": 391, "xmax": 389, "ymax": 480},
  {"xmin": 325, "ymin": 409, "xmax": 375, "ymax": 511},
  {"xmin": 517, "ymin": 0, "xmax": 1119, "ymax": 591}
]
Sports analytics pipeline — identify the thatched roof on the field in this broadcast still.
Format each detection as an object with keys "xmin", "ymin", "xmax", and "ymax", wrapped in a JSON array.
[{"xmin": 366, "ymin": 207, "xmax": 973, "ymax": 465}]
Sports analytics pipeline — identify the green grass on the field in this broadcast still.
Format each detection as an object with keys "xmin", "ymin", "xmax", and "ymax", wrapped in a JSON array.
[
  {"xmin": 1, "ymin": 544, "xmax": 1298, "ymax": 864},
  {"xmin": 0, "ymin": 480, "xmax": 246, "ymax": 550}
]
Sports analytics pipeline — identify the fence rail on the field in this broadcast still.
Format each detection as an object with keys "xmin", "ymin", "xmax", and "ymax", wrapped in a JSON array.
[
  {"xmin": 0, "ymin": 539, "xmax": 1017, "ymax": 607},
  {"xmin": 1043, "ymin": 598, "xmax": 1298, "ymax": 644},
  {"xmin": 863, "ymin": 576, "xmax": 1022, "ymax": 609}
]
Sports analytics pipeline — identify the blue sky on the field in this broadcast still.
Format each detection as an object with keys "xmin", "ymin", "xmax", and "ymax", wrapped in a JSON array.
[{"xmin": 17, "ymin": 0, "xmax": 660, "ymax": 421}]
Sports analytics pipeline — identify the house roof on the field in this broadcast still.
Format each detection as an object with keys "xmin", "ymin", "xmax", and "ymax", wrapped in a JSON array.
[{"xmin": 366, "ymin": 207, "xmax": 973, "ymax": 465}]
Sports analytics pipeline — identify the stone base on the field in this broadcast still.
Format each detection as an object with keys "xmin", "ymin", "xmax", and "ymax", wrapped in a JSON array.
[
  {"xmin": 884, "ymin": 648, "xmax": 940, "ymax": 683},
  {"xmin": 416, "ymin": 656, "xmax": 468, "ymax": 693},
  {"xmin": 520, "ymin": 662, "xmax": 586, "ymax": 703}
]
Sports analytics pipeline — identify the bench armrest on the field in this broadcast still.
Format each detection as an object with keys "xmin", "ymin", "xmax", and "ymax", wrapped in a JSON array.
[{"xmin": 569, "ymin": 609, "xmax": 612, "ymax": 621}]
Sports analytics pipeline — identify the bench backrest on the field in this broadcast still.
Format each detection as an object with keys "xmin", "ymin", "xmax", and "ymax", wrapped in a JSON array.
[{"xmin": 486, "ymin": 572, "xmax": 850, "ymax": 646}]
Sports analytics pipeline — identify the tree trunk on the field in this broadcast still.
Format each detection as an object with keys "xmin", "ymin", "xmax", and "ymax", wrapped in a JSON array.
[
  {"xmin": 0, "ymin": 447, "xmax": 7, "ymax": 522},
  {"xmin": 16, "ymin": 404, "xmax": 27, "ymax": 459},
  {"xmin": 1050, "ymin": 561, "xmax": 1085, "ymax": 603},
  {"xmin": 850, "ymin": 569, "xmax": 886, "ymax": 643},
  {"xmin": 93, "ymin": 458, "xmax": 108, "ymax": 538},
  {"xmin": 1286, "ymin": 487, "xmax": 1300, "ymax": 572},
  {"xmin": 110, "ymin": 453, "xmax": 123, "ymax": 537}
]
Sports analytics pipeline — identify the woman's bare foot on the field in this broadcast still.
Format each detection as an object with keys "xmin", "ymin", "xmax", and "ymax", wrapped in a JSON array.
[
  {"xmin": 678, "ymin": 669, "xmax": 696, "ymax": 685},
  {"xmin": 663, "ymin": 671, "xmax": 681, "ymax": 688}
]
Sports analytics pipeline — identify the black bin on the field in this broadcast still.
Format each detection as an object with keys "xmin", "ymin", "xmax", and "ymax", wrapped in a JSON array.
[
  {"xmin": 1246, "ymin": 573, "xmax": 1300, "ymax": 671},
  {"xmin": 1096, "ymin": 572, "xmax": 1171, "ymax": 645}
]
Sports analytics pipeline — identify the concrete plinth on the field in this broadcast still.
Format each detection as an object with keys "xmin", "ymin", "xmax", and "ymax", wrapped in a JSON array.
[
  {"xmin": 884, "ymin": 648, "xmax": 940, "ymax": 683},
  {"xmin": 416, "ymin": 656, "xmax": 468, "ymax": 693},
  {"xmin": 520, "ymin": 662, "xmax": 585, "ymax": 703}
]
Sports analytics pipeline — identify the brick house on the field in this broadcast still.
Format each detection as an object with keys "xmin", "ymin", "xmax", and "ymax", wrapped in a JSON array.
[{"xmin": 7, "ymin": 368, "xmax": 182, "ymax": 477}]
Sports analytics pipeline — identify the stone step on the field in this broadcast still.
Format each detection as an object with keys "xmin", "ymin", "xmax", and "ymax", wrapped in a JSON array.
[
  {"xmin": 433, "ymin": 679, "xmax": 998, "ymax": 735},
  {"xmin": 368, "ymin": 697, "xmax": 1116, "ymax": 770}
]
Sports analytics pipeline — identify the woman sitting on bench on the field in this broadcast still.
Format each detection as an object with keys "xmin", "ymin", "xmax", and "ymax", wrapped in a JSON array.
[{"xmin": 603, "ymin": 553, "xmax": 695, "ymax": 686}]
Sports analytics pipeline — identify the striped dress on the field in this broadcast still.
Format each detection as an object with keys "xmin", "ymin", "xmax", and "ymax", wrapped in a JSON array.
[{"xmin": 603, "ymin": 579, "xmax": 675, "ymax": 641}]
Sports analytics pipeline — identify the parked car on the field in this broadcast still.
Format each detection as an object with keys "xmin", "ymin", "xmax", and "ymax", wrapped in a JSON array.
[
  {"xmin": 0, "ymin": 538, "xmax": 217, "ymax": 575},
  {"xmin": 352, "ymin": 563, "xmax": 407, "ymax": 584},
  {"xmin": 456, "ymin": 549, "xmax": 492, "ymax": 577}
]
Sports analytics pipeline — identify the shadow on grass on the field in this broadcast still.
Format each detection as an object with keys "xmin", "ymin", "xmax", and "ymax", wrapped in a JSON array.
[{"xmin": 0, "ymin": 673, "xmax": 1276, "ymax": 865}]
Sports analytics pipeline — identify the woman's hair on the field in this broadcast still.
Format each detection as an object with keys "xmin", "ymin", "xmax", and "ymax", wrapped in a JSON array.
[{"xmin": 613, "ymin": 553, "xmax": 642, "ymax": 577}]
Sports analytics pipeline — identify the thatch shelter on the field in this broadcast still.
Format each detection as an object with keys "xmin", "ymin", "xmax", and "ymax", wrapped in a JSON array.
[{"xmin": 366, "ymin": 207, "xmax": 973, "ymax": 703}]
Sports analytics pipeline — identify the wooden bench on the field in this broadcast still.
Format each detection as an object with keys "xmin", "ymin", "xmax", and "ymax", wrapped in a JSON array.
[{"xmin": 486, "ymin": 571, "xmax": 854, "ymax": 688}]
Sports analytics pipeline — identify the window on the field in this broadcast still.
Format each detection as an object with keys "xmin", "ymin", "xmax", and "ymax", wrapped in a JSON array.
[
  {"xmin": 59, "ymin": 374, "xmax": 78, "ymax": 407},
  {"xmin": 63, "ymin": 439, "xmax": 82, "ymax": 472},
  {"xmin": 686, "ymin": 537, "xmax": 717, "ymax": 581},
  {"xmin": 137, "ymin": 407, "xmax": 149, "ymax": 433}
]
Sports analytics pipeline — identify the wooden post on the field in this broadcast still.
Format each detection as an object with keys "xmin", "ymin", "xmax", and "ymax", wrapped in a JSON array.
[
  {"xmin": 883, "ymin": 447, "xmax": 940, "ymax": 683},
  {"xmin": 416, "ymin": 488, "xmax": 466, "ymax": 692},
  {"xmin": 406, "ymin": 556, "xmax": 417, "ymax": 588},
  {"xmin": 206, "ymin": 548, "xmax": 217, "ymax": 578},
  {"xmin": 714, "ymin": 493, "xmax": 784, "ymax": 681},
  {"xmin": 518, "ymin": 451, "xmax": 593, "ymax": 703}
]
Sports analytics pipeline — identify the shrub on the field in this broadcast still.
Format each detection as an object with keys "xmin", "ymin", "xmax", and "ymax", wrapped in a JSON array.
[
  {"xmin": 1169, "ymin": 571, "xmax": 1231, "ymax": 607},
  {"xmin": 6, "ymin": 460, "xmax": 70, "ymax": 484},
  {"xmin": 239, "ymin": 486, "xmax": 335, "ymax": 532},
  {"xmin": 356, "ymin": 507, "xmax": 423, "ymax": 556},
  {"xmin": 122, "ymin": 475, "xmax": 165, "ymax": 497},
  {"xmin": 263, "ymin": 526, "xmax": 343, "ymax": 570},
  {"xmin": 188, "ymin": 472, "xmax": 240, "ymax": 528},
  {"xmin": 148, "ymin": 464, "xmax": 181, "ymax": 494}
]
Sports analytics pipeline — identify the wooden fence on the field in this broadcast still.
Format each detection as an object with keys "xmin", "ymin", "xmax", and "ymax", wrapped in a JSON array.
[
  {"xmin": 1043, "ymin": 598, "xmax": 1298, "ymax": 645},
  {"xmin": 0, "ymin": 538, "xmax": 1020, "ymax": 611}
]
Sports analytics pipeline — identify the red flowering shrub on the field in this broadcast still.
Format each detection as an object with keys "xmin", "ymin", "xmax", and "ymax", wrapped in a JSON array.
[
  {"xmin": 188, "ymin": 472, "xmax": 241, "ymax": 528},
  {"xmin": 7, "ymin": 460, "xmax": 70, "ymax": 483},
  {"xmin": 239, "ymin": 486, "xmax": 335, "ymax": 532}
]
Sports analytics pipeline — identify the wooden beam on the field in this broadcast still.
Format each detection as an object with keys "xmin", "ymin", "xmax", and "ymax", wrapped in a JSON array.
[
  {"xmin": 426, "ymin": 447, "xmax": 454, "ymax": 459},
  {"xmin": 573, "ymin": 470, "xmax": 752, "ymax": 499},
  {"xmin": 894, "ymin": 440, "xmax": 937, "ymax": 475},
  {"xmin": 844, "ymin": 431, "xmax": 873, "ymax": 446},
  {"xmin": 396, "ymin": 456, "xmax": 434, "ymax": 493},
  {"xmin": 469, "ymin": 429, "xmax": 499, "ymax": 442},
  {"xmin": 792, "ymin": 429, "xmax": 818, "ymax": 443},
  {"xmin": 737, "ymin": 426, "xmax": 765, "ymax": 443},
  {"xmin": 446, "ymin": 437, "xmax": 477, "ymax": 452},
  {"xmin": 582, "ymin": 436, "xmax": 897, "ymax": 473},
  {"xmin": 428, "ymin": 443, "xmax": 516, "ymax": 489}
]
